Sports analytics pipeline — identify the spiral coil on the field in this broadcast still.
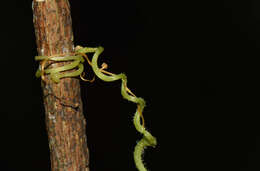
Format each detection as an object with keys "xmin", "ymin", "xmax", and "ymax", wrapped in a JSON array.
[{"xmin": 35, "ymin": 46, "xmax": 157, "ymax": 171}]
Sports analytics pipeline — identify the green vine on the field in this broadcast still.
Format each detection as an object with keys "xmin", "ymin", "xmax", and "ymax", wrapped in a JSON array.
[{"xmin": 35, "ymin": 46, "xmax": 157, "ymax": 171}]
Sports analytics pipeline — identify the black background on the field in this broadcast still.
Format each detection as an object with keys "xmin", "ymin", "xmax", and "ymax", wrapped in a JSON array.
[{"xmin": 0, "ymin": 0, "xmax": 259, "ymax": 171}]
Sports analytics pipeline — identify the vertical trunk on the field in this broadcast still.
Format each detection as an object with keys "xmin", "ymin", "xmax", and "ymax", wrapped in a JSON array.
[{"xmin": 32, "ymin": 0, "xmax": 90, "ymax": 170}]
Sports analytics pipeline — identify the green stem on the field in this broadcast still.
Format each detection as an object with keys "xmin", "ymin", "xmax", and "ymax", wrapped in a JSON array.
[{"xmin": 35, "ymin": 46, "xmax": 157, "ymax": 171}]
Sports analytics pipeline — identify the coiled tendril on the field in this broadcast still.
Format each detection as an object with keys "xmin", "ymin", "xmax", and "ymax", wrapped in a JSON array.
[{"xmin": 35, "ymin": 46, "xmax": 157, "ymax": 171}]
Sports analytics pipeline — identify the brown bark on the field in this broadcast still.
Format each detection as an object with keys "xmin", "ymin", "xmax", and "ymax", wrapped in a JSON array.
[{"xmin": 32, "ymin": 0, "xmax": 90, "ymax": 170}]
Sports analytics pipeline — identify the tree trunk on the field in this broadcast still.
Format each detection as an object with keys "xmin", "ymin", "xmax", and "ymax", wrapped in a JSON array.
[{"xmin": 32, "ymin": 0, "xmax": 90, "ymax": 170}]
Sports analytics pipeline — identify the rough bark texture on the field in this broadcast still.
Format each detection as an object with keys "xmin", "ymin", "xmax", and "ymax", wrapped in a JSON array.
[{"xmin": 32, "ymin": 0, "xmax": 90, "ymax": 170}]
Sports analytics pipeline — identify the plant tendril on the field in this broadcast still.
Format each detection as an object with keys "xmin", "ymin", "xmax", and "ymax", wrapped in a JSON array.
[{"xmin": 35, "ymin": 46, "xmax": 157, "ymax": 171}]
